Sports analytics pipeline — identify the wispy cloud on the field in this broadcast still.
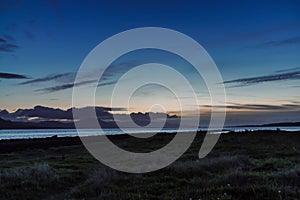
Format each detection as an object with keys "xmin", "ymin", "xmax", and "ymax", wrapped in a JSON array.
[
  {"xmin": 35, "ymin": 79, "xmax": 98, "ymax": 93},
  {"xmin": 98, "ymin": 80, "xmax": 118, "ymax": 87},
  {"xmin": 223, "ymin": 69, "xmax": 300, "ymax": 87},
  {"xmin": 3, "ymin": 34, "xmax": 16, "ymax": 41},
  {"xmin": 0, "ymin": 42, "xmax": 18, "ymax": 52},
  {"xmin": 208, "ymin": 23, "xmax": 300, "ymax": 46},
  {"xmin": 257, "ymin": 36, "xmax": 300, "ymax": 48},
  {"xmin": 20, "ymin": 73, "xmax": 73, "ymax": 85},
  {"xmin": 276, "ymin": 67, "xmax": 300, "ymax": 73},
  {"xmin": 0, "ymin": 33, "xmax": 18, "ymax": 52},
  {"xmin": 0, "ymin": 72, "xmax": 29, "ymax": 79},
  {"xmin": 202, "ymin": 102, "xmax": 300, "ymax": 111}
]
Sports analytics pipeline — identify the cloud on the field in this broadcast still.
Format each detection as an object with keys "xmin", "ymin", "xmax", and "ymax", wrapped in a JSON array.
[
  {"xmin": 258, "ymin": 36, "xmax": 300, "ymax": 48},
  {"xmin": 35, "ymin": 79, "xmax": 98, "ymax": 93},
  {"xmin": 106, "ymin": 107, "xmax": 128, "ymax": 112},
  {"xmin": 3, "ymin": 34, "xmax": 16, "ymax": 41},
  {"xmin": 20, "ymin": 73, "xmax": 73, "ymax": 85},
  {"xmin": 0, "ymin": 72, "xmax": 29, "ymax": 79},
  {"xmin": 202, "ymin": 102, "xmax": 300, "ymax": 111},
  {"xmin": 98, "ymin": 80, "xmax": 118, "ymax": 87},
  {"xmin": 22, "ymin": 61, "xmax": 134, "ymax": 94},
  {"xmin": 276, "ymin": 67, "xmax": 300, "ymax": 73},
  {"xmin": 0, "ymin": 34, "xmax": 18, "ymax": 52},
  {"xmin": 0, "ymin": 43, "xmax": 19, "ymax": 52},
  {"xmin": 223, "ymin": 69, "xmax": 300, "ymax": 87},
  {"xmin": 208, "ymin": 23, "xmax": 300, "ymax": 46}
]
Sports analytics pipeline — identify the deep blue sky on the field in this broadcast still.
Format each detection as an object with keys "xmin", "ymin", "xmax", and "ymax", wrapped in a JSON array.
[{"xmin": 0, "ymin": 0, "xmax": 300, "ymax": 124}]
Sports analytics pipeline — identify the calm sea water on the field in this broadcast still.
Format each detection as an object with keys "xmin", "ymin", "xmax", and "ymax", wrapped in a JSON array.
[{"xmin": 0, "ymin": 126, "xmax": 299, "ymax": 140}]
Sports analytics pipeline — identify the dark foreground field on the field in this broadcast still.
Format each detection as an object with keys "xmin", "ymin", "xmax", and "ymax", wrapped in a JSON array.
[{"xmin": 0, "ymin": 131, "xmax": 300, "ymax": 200}]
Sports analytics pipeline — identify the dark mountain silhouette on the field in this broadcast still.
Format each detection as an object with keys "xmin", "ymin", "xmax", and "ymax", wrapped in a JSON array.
[
  {"xmin": 0, "ymin": 105, "xmax": 117, "ymax": 122},
  {"xmin": 11, "ymin": 106, "xmax": 72, "ymax": 119},
  {"xmin": 0, "ymin": 109, "xmax": 9, "ymax": 116},
  {"xmin": 0, "ymin": 105, "xmax": 180, "ymax": 129}
]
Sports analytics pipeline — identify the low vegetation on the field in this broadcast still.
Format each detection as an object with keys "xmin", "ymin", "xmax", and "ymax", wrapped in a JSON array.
[{"xmin": 0, "ymin": 131, "xmax": 299, "ymax": 199}]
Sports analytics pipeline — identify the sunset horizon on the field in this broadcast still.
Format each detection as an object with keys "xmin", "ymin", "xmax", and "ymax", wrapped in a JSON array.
[
  {"xmin": 1, "ymin": 1, "xmax": 300, "ymax": 126},
  {"xmin": 0, "ymin": 1, "xmax": 300, "ymax": 199}
]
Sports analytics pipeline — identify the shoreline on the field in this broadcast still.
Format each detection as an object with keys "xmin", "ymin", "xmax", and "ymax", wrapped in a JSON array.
[
  {"xmin": 1, "ymin": 130, "xmax": 299, "ymax": 153},
  {"xmin": 1, "ymin": 127, "xmax": 300, "ymax": 141}
]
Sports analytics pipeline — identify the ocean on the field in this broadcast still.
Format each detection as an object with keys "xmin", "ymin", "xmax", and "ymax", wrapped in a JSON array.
[{"xmin": 0, "ymin": 126, "xmax": 299, "ymax": 140}]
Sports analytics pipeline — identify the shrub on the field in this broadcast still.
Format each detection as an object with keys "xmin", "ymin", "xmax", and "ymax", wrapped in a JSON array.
[{"xmin": 0, "ymin": 163, "xmax": 58, "ymax": 187}]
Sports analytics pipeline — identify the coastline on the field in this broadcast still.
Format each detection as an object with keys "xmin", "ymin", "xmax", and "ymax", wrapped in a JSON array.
[{"xmin": 1, "ymin": 130, "xmax": 299, "ymax": 153}]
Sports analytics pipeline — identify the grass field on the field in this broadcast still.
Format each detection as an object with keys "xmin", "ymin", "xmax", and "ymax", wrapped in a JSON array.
[{"xmin": 0, "ymin": 130, "xmax": 300, "ymax": 200}]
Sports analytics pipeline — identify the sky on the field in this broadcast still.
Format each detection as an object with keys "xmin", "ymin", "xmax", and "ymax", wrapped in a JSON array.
[{"xmin": 0, "ymin": 0, "xmax": 300, "ymax": 125}]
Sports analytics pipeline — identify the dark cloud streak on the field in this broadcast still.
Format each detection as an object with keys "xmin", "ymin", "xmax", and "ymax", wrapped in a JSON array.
[
  {"xmin": 202, "ymin": 102, "xmax": 300, "ymax": 111},
  {"xmin": 223, "ymin": 70, "xmax": 300, "ymax": 87},
  {"xmin": 0, "ymin": 43, "xmax": 19, "ymax": 52},
  {"xmin": 35, "ymin": 79, "xmax": 98, "ymax": 93},
  {"xmin": 0, "ymin": 72, "xmax": 29, "ymax": 79},
  {"xmin": 3, "ymin": 34, "xmax": 15, "ymax": 41},
  {"xmin": 20, "ymin": 73, "xmax": 72, "ymax": 85},
  {"xmin": 0, "ymin": 34, "xmax": 18, "ymax": 52},
  {"xmin": 258, "ymin": 36, "xmax": 300, "ymax": 48},
  {"xmin": 98, "ymin": 80, "xmax": 118, "ymax": 87},
  {"xmin": 208, "ymin": 23, "xmax": 300, "ymax": 46},
  {"xmin": 276, "ymin": 67, "xmax": 300, "ymax": 73}
]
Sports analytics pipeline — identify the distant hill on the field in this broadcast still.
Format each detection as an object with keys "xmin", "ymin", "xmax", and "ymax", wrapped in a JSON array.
[
  {"xmin": 261, "ymin": 122, "xmax": 300, "ymax": 127},
  {"xmin": 232, "ymin": 121, "xmax": 300, "ymax": 128}
]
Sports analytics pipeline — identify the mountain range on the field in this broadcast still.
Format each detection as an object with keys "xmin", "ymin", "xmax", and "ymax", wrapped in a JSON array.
[
  {"xmin": 0, "ymin": 105, "xmax": 179, "ymax": 129},
  {"xmin": 1, "ymin": 106, "xmax": 300, "ymax": 130}
]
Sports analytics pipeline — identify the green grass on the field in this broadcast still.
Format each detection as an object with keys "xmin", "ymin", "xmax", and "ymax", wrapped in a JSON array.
[{"xmin": 0, "ymin": 131, "xmax": 299, "ymax": 199}]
